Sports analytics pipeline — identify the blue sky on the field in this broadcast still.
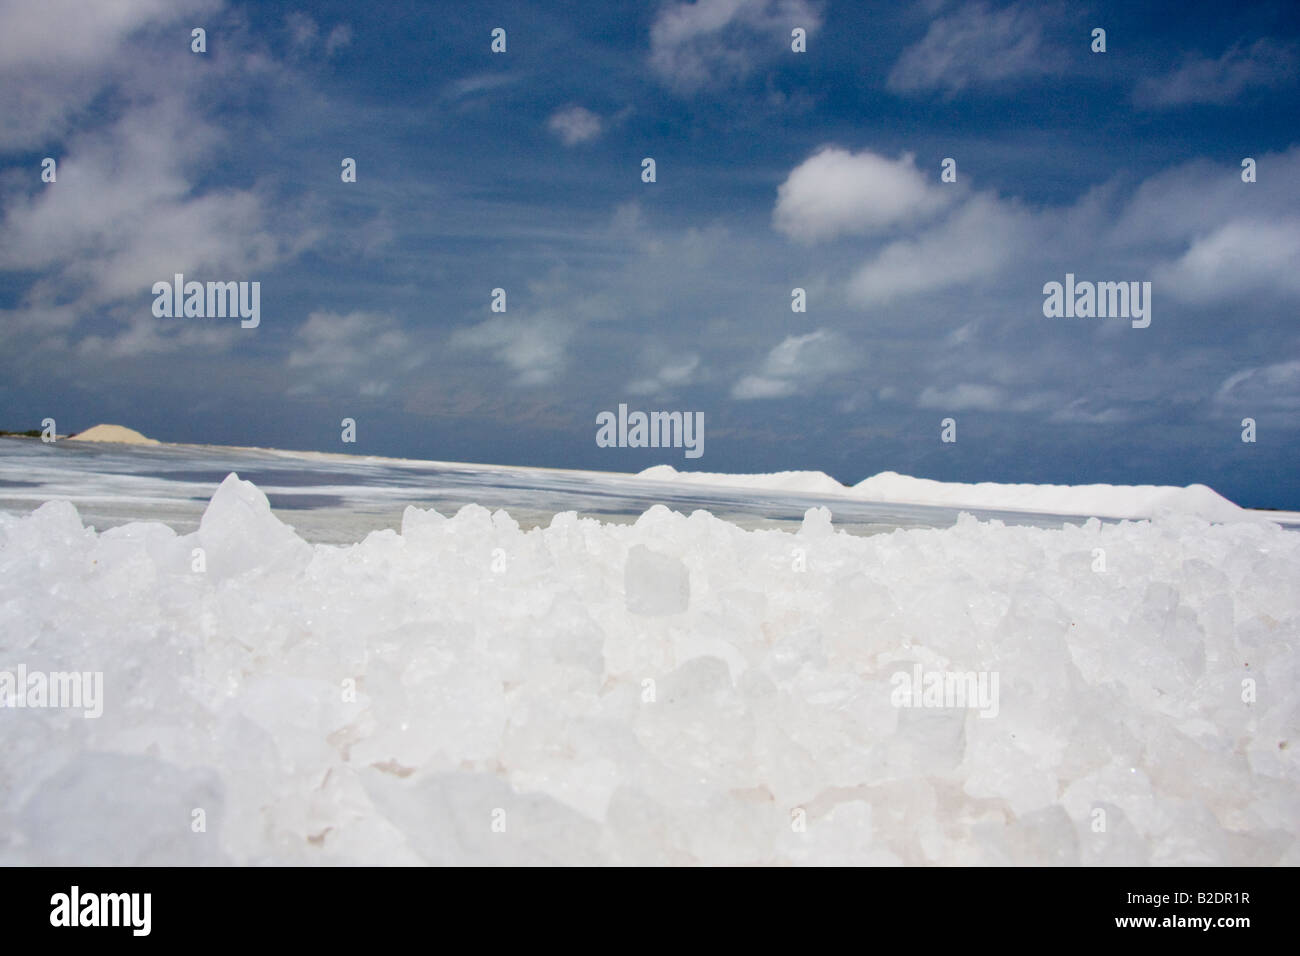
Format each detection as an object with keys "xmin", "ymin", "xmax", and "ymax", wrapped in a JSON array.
[{"xmin": 1, "ymin": 0, "xmax": 1298, "ymax": 507}]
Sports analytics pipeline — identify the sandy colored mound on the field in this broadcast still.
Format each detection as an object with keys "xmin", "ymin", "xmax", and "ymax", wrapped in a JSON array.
[{"xmin": 67, "ymin": 424, "xmax": 160, "ymax": 445}]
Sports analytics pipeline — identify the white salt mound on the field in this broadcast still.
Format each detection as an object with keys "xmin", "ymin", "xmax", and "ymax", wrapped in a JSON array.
[
  {"xmin": 639, "ymin": 465, "xmax": 1257, "ymax": 523},
  {"xmin": 67, "ymin": 424, "xmax": 159, "ymax": 445},
  {"xmin": 638, "ymin": 464, "xmax": 850, "ymax": 498},
  {"xmin": 1, "ymin": 473, "xmax": 1297, "ymax": 865}
]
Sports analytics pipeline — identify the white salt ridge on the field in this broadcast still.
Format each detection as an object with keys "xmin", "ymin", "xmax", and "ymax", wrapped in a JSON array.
[
  {"xmin": 638, "ymin": 465, "xmax": 1272, "ymax": 524},
  {"xmin": 1, "ymin": 473, "xmax": 1298, "ymax": 865}
]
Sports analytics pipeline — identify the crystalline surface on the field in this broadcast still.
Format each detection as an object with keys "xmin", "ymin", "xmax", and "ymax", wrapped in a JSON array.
[
  {"xmin": 624, "ymin": 541, "xmax": 691, "ymax": 616},
  {"xmin": 1, "ymin": 476, "xmax": 1297, "ymax": 865}
]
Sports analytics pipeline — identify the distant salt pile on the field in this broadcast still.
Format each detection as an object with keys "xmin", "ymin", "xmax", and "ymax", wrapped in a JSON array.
[
  {"xmin": 1, "ymin": 473, "xmax": 1297, "ymax": 865},
  {"xmin": 66, "ymin": 424, "xmax": 159, "ymax": 445},
  {"xmin": 639, "ymin": 465, "xmax": 1256, "ymax": 523},
  {"xmin": 638, "ymin": 465, "xmax": 851, "ymax": 498}
]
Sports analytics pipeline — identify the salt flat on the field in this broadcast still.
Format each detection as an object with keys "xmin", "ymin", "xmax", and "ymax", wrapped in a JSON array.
[
  {"xmin": 1, "ymin": 439, "xmax": 1296, "ymax": 864},
  {"xmin": 0, "ymin": 438, "xmax": 1145, "ymax": 543}
]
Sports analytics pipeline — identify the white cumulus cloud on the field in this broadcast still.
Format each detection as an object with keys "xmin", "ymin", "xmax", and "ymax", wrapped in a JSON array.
[{"xmin": 773, "ymin": 147, "xmax": 952, "ymax": 244}]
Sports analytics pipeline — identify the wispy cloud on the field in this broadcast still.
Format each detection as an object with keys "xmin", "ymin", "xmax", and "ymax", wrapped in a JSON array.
[
  {"xmin": 0, "ymin": 0, "xmax": 327, "ymax": 356},
  {"xmin": 629, "ymin": 354, "xmax": 701, "ymax": 396},
  {"xmin": 887, "ymin": 1, "xmax": 1064, "ymax": 96},
  {"xmin": 0, "ymin": 0, "xmax": 218, "ymax": 149},
  {"xmin": 1215, "ymin": 360, "xmax": 1300, "ymax": 411},
  {"xmin": 732, "ymin": 329, "xmax": 854, "ymax": 399},
  {"xmin": 918, "ymin": 382, "xmax": 1052, "ymax": 413},
  {"xmin": 287, "ymin": 310, "xmax": 419, "ymax": 397},
  {"xmin": 845, "ymin": 193, "xmax": 1032, "ymax": 305},
  {"xmin": 649, "ymin": 0, "xmax": 823, "ymax": 93},
  {"xmin": 1153, "ymin": 219, "xmax": 1300, "ymax": 304},
  {"xmin": 0, "ymin": 95, "xmax": 318, "ymax": 349},
  {"xmin": 451, "ymin": 311, "xmax": 576, "ymax": 386},
  {"xmin": 442, "ymin": 72, "xmax": 518, "ymax": 101},
  {"xmin": 1134, "ymin": 39, "xmax": 1297, "ymax": 107},
  {"xmin": 325, "ymin": 23, "xmax": 352, "ymax": 55},
  {"xmin": 547, "ymin": 105, "xmax": 603, "ymax": 145},
  {"xmin": 917, "ymin": 382, "xmax": 1005, "ymax": 411}
]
